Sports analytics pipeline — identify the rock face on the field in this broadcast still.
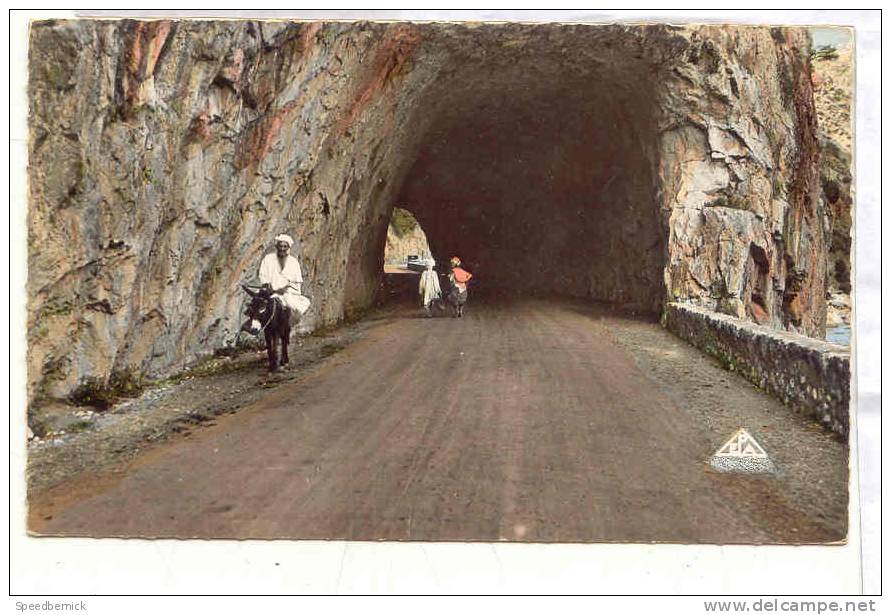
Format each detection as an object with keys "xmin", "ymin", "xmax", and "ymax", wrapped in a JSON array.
[
  {"xmin": 658, "ymin": 28, "xmax": 826, "ymax": 334},
  {"xmin": 820, "ymin": 137, "xmax": 853, "ymax": 327},
  {"xmin": 27, "ymin": 20, "xmax": 827, "ymax": 399},
  {"xmin": 812, "ymin": 43, "xmax": 853, "ymax": 153},
  {"xmin": 812, "ymin": 43, "xmax": 853, "ymax": 327}
]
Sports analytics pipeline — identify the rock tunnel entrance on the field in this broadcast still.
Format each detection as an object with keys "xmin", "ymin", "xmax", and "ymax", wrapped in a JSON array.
[
  {"xmin": 26, "ymin": 19, "xmax": 827, "ymax": 398},
  {"xmin": 383, "ymin": 208, "xmax": 432, "ymax": 269},
  {"xmin": 380, "ymin": 28, "xmax": 666, "ymax": 313}
]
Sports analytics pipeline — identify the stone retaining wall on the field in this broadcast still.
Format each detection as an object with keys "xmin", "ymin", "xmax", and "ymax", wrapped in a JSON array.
[{"xmin": 663, "ymin": 303, "xmax": 851, "ymax": 437}]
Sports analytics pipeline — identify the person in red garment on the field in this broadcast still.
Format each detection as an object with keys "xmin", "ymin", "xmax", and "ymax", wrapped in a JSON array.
[{"xmin": 448, "ymin": 256, "xmax": 473, "ymax": 318}]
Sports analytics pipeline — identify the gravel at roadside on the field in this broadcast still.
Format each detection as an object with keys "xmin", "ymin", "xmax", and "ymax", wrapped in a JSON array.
[{"xmin": 26, "ymin": 313, "xmax": 384, "ymax": 497}]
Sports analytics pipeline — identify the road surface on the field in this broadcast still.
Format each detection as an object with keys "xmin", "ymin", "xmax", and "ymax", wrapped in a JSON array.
[{"xmin": 29, "ymin": 298, "xmax": 848, "ymax": 543}]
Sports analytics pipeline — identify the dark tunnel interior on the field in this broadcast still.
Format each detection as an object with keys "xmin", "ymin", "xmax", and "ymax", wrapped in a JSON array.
[{"xmin": 388, "ymin": 30, "xmax": 668, "ymax": 313}]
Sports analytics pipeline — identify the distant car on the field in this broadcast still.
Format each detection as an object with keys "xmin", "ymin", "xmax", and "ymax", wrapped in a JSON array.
[{"xmin": 406, "ymin": 255, "xmax": 428, "ymax": 272}]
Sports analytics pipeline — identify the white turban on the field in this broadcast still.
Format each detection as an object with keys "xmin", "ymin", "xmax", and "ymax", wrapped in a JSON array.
[{"xmin": 275, "ymin": 234, "xmax": 294, "ymax": 247}]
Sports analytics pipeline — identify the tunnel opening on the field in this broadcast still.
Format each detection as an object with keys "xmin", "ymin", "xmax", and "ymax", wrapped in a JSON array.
[
  {"xmin": 385, "ymin": 27, "xmax": 667, "ymax": 315},
  {"xmin": 377, "ymin": 207, "xmax": 437, "ymax": 304},
  {"xmin": 383, "ymin": 207, "xmax": 432, "ymax": 270}
]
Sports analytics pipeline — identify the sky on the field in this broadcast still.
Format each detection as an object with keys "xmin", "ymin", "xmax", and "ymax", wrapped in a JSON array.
[{"xmin": 810, "ymin": 26, "xmax": 853, "ymax": 48}]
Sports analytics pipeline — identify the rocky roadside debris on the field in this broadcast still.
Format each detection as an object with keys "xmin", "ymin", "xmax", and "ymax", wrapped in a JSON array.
[{"xmin": 26, "ymin": 311, "xmax": 387, "ymax": 498}]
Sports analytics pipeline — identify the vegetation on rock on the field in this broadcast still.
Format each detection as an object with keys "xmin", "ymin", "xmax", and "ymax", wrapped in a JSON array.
[{"xmin": 390, "ymin": 207, "xmax": 419, "ymax": 237}]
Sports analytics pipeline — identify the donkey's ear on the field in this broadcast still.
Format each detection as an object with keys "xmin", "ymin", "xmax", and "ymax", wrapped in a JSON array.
[{"xmin": 242, "ymin": 285, "xmax": 257, "ymax": 297}]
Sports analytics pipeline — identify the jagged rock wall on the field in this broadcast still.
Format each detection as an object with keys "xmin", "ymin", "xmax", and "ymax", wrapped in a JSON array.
[
  {"xmin": 659, "ymin": 27, "xmax": 826, "ymax": 334},
  {"xmin": 812, "ymin": 43, "xmax": 853, "ymax": 152},
  {"xmin": 812, "ymin": 43, "xmax": 853, "ymax": 326},
  {"xmin": 27, "ymin": 20, "xmax": 826, "ymax": 399},
  {"xmin": 820, "ymin": 138, "xmax": 853, "ymax": 292},
  {"xmin": 28, "ymin": 20, "xmax": 435, "ymax": 399}
]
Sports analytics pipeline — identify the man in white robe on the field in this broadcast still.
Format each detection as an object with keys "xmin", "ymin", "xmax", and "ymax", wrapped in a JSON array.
[
  {"xmin": 258, "ymin": 234, "xmax": 311, "ymax": 317},
  {"xmin": 418, "ymin": 260, "xmax": 442, "ymax": 317}
]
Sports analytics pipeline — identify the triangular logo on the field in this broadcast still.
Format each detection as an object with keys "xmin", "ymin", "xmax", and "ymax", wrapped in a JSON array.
[
  {"xmin": 709, "ymin": 428, "xmax": 775, "ymax": 474},
  {"xmin": 714, "ymin": 428, "xmax": 768, "ymax": 459}
]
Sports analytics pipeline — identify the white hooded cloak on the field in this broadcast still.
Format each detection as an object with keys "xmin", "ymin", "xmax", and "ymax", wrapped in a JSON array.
[
  {"xmin": 418, "ymin": 266, "xmax": 442, "ymax": 307},
  {"xmin": 259, "ymin": 252, "xmax": 311, "ymax": 315}
]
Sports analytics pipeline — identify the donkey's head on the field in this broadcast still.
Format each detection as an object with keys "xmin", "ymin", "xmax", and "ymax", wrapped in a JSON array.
[{"xmin": 242, "ymin": 285, "xmax": 276, "ymax": 335}]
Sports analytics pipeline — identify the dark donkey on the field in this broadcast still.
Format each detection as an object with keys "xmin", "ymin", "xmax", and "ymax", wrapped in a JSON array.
[{"xmin": 241, "ymin": 284, "xmax": 292, "ymax": 372}]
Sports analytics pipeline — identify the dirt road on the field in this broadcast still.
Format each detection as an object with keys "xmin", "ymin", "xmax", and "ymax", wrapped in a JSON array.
[{"xmin": 29, "ymin": 298, "xmax": 848, "ymax": 543}]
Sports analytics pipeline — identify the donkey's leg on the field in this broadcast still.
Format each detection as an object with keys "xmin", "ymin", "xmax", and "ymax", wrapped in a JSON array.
[
  {"xmin": 266, "ymin": 331, "xmax": 278, "ymax": 371},
  {"xmin": 280, "ymin": 334, "xmax": 290, "ymax": 367},
  {"xmin": 280, "ymin": 311, "xmax": 291, "ymax": 367}
]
